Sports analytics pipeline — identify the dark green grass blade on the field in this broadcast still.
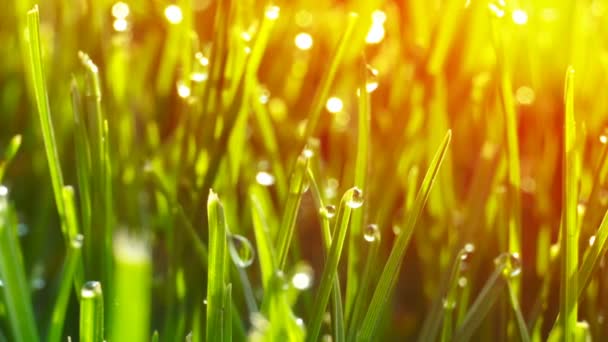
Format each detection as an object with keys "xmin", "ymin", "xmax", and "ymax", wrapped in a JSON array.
[
  {"xmin": 306, "ymin": 188, "xmax": 363, "ymax": 342},
  {"xmin": 0, "ymin": 190, "xmax": 39, "ymax": 342},
  {"xmin": 47, "ymin": 235, "xmax": 83, "ymax": 342},
  {"xmin": 357, "ymin": 130, "xmax": 451, "ymax": 340}
]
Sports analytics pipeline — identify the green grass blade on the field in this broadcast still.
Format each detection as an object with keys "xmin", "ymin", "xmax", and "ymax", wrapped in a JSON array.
[
  {"xmin": 276, "ymin": 151, "xmax": 310, "ymax": 270},
  {"xmin": 302, "ymin": 13, "xmax": 358, "ymax": 141},
  {"xmin": 577, "ymin": 208, "xmax": 608, "ymax": 298},
  {"xmin": 80, "ymin": 281, "xmax": 103, "ymax": 342},
  {"xmin": 0, "ymin": 134, "xmax": 22, "ymax": 182},
  {"xmin": 306, "ymin": 187, "xmax": 362, "ymax": 342},
  {"xmin": 440, "ymin": 245, "xmax": 474, "ymax": 342},
  {"xmin": 250, "ymin": 185, "xmax": 278, "ymax": 289},
  {"xmin": 26, "ymin": 5, "xmax": 66, "ymax": 220},
  {"xmin": 111, "ymin": 234, "xmax": 152, "ymax": 342},
  {"xmin": 207, "ymin": 190, "xmax": 229, "ymax": 342},
  {"xmin": 0, "ymin": 189, "xmax": 39, "ymax": 342},
  {"xmin": 224, "ymin": 283, "xmax": 233, "ymax": 342},
  {"xmin": 452, "ymin": 267, "xmax": 507, "ymax": 342},
  {"xmin": 47, "ymin": 235, "xmax": 83, "ymax": 342},
  {"xmin": 506, "ymin": 282, "xmax": 531, "ymax": 342},
  {"xmin": 345, "ymin": 59, "xmax": 372, "ymax": 321},
  {"xmin": 561, "ymin": 66, "xmax": 578, "ymax": 342},
  {"xmin": 357, "ymin": 130, "xmax": 451, "ymax": 340}
]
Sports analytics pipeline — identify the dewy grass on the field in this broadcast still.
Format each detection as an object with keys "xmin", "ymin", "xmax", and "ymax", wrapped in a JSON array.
[{"xmin": 80, "ymin": 281, "xmax": 103, "ymax": 342}]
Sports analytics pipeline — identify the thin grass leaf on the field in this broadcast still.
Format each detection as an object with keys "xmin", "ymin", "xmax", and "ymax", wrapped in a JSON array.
[
  {"xmin": 507, "ymin": 282, "xmax": 531, "ymax": 342},
  {"xmin": 306, "ymin": 187, "xmax": 362, "ymax": 342},
  {"xmin": 224, "ymin": 283, "xmax": 233, "ymax": 342},
  {"xmin": 80, "ymin": 281, "xmax": 103, "ymax": 342},
  {"xmin": 207, "ymin": 190, "xmax": 229, "ymax": 342},
  {"xmin": 345, "ymin": 59, "xmax": 372, "ymax": 322},
  {"xmin": 0, "ymin": 189, "xmax": 39, "ymax": 342},
  {"xmin": 302, "ymin": 13, "xmax": 358, "ymax": 141},
  {"xmin": 561, "ymin": 66, "xmax": 578, "ymax": 342},
  {"xmin": 26, "ymin": 5, "xmax": 66, "ymax": 221},
  {"xmin": 0, "ymin": 135, "xmax": 21, "ymax": 182},
  {"xmin": 357, "ymin": 130, "xmax": 451, "ymax": 340},
  {"xmin": 276, "ymin": 151, "xmax": 310, "ymax": 270},
  {"xmin": 111, "ymin": 234, "xmax": 151, "ymax": 342},
  {"xmin": 250, "ymin": 185, "xmax": 278, "ymax": 289},
  {"xmin": 577, "ymin": 207, "xmax": 608, "ymax": 298},
  {"xmin": 47, "ymin": 235, "xmax": 83, "ymax": 342},
  {"xmin": 440, "ymin": 245, "xmax": 474, "ymax": 342}
]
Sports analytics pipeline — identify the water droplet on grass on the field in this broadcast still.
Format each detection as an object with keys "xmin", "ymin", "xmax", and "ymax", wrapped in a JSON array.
[
  {"xmin": 319, "ymin": 205, "xmax": 336, "ymax": 219},
  {"xmin": 494, "ymin": 252, "xmax": 522, "ymax": 279},
  {"xmin": 589, "ymin": 235, "xmax": 596, "ymax": 246},
  {"xmin": 256, "ymin": 171, "xmax": 275, "ymax": 186},
  {"xmin": 442, "ymin": 297, "xmax": 456, "ymax": 309},
  {"xmin": 81, "ymin": 281, "xmax": 102, "ymax": 298},
  {"xmin": 458, "ymin": 276, "xmax": 468, "ymax": 288},
  {"xmin": 363, "ymin": 224, "xmax": 380, "ymax": 242},
  {"xmin": 228, "ymin": 234, "xmax": 255, "ymax": 268},
  {"xmin": 365, "ymin": 65, "xmax": 379, "ymax": 93},
  {"xmin": 347, "ymin": 188, "xmax": 364, "ymax": 209},
  {"xmin": 292, "ymin": 264, "xmax": 313, "ymax": 290}
]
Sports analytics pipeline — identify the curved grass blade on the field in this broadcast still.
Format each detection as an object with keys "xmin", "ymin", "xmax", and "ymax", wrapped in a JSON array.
[
  {"xmin": 357, "ymin": 130, "xmax": 451, "ymax": 340},
  {"xmin": 26, "ymin": 5, "xmax": 66, "ymax": 221},
  {"xmin": 0, "ymin": 189, "xmax": 39, "ymax": 342},
  {"xmin": 306, "ymin": 187, "xmax": 362, "ymax": 342},
  {"xmin": 47, "ymin": 235, "xmax": 83, "ymax": 342},
  {"xmin": 80, "ymin": 281, "xmax": 103, "ymax": 342}
]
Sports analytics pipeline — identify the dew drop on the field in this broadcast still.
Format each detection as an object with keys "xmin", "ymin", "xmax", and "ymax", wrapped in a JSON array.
[
  {"xmin": 265, "ymin": 5, "xmax": 280, "ymax": 20},
  {"xmin": 365, "ymin": 65, "xmax": 379, "ymax": 93},
  {"xmin": 494, "ymin": 252, "xmax": 522, "ymax": 279},
  {"xmin": 258, "ymin": 86, "xmax": 270, "ymax": 104},
  {"xmin": 295, "ymin": 317, "xmax": 304, "ymax": 327},
  {"xmin": 319, "ymin": 205, "xmax": 336, "ymax": 219},
  {"xmin": 600, "ymin": 135, "xmax": 608, "ymax": 144},
  {"xmin": 589, "ymin": 235, "xmax": 596, "ymax": 247},
  {"xmin": 292, "ymin": 264, "xmax": 314, "ymax": 290},
  {"xmin": 0, "ymin": 185, "xmax": 8, "ymax": 197},
  {"xmin": 442, "ymin": 297, "xmax": 456, "ymax": 309},
  {"xmin": 363, "ymin": 224, "xmax": 380, "ymax": 242},
  {"xmin": 458, "ymin": 276, "xmax": 468, "ymax": 288},
  {"xmin": 347, "ymin": 188, "xmax": 364, "ymax": 209},
  {"xmin": 176, "ymin": 80, "xmax": 191, "ymax": 98},
  {"xmin": 164, "ymin": 4, "xmax": 183, "ymax": 24},
  {"xmin": 228, "ymin": 234, "xmax": 255, "ymax": 268},
  {"xmin": 392, "ymin": 225, "xmax": 402, "ymax": 236},
  {"xmin": 488, "ymin": 0, "xmax": 506, "ymax": 18},
  {"xmin": 256, "ymin": 171, "xmax": 275, "ymax": 186},
  {"xmin": 81, "ymin": 281, "xmax": 102, "ymax": 298}
]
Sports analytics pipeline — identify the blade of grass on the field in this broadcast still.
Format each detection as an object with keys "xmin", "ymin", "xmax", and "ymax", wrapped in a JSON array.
[
  {"xmin": 207, "ymin": 190, "xmax": 229, "ymax": 342},
  {"xmin": 302, "ymin": 13, "xmax": 358, "ymax": 142},
  {"xmin": 26, "ymin": 5, "xmax": 66, "ymax": 226},
  {"xmin": 111, "ymin": 234, "xmax": 152, "ymax": 342},
  {"xmin": 0, "ymin": 135, "xmax": 21, "ymax": 183},
  {"xmin": 345, "ymin": 58, "xmax": 372, "ymax": 322},
  {"xmin": 80, "ymin": 281, "xmax": 103, "ymax": 342},
  {"xmin": 306, "ymin": 187, "xmax": 362, "ymax": 342},
  {"xmin": 561, "ymin": 66, "xmax": 578, "ymax": 342},
  {"xmin": 224, "ymin": 283, "xmax": 233, "ymax": 342},
  {"xmin": 506, "ymin": 282, "xmax": 531, "ymax": 342},
  {"xmin": 276, "ymin": 150, "xmax": 310, "ymax": 270},
  {"xmin": 357, "ymin": 130, "xmax": 451, "ymax": 340},
  {"xmin": 47, "ymin": 235, "xmax": 84, "ymax": 342},
  {"xmin": 440, "ymin": 245, "xmax": 474, "ymax": 342},
  {"xmin": 0, "ymin": 188, "xmax": 39, "ymax": 342}
]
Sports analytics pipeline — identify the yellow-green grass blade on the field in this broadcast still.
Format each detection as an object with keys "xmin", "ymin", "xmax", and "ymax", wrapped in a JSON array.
[
  {"xmin": 302, "ymin": 13, "xmax": 358, "ymax": 141},
  {"xmin": 111, "ymin": 234, "xmax": 152, "ymax": 342},
  {"xmin": 0, "ymin": 134, "xmax": 21, "ymax": 182},
  {"xmin": 357, "ymin": 130, "xmax": 451, "ymax": 340},
  {"xmin": 306, "ymin": 187, "xmax": 362, "ymax": 342},
  {"xmin": 47, "ymin": 235, "xmax": 83, "ymax": 342},
  {"xmin": 276, "ymin": 150, "xmax": 310, "ymax": 270},
  {"xmin": 345, "ymin": 59, "xmax": 372, "ymax": 322},
  {"xmin": 26, "ymin": 5, "xmax": 66, "ymax": 223},
  {"xmin": 560, "ymin": 66, "xmax": 578, "ymax": 342},
  {"xmin": 224, "ymin": 283, "xmax": 232, "ymax": 342},
  {"xmin": 440, "ymin": 245, "xmax": 474, "ymax": 342},
  {"xmin": 80, "ymin": 281, "xmax": 103, "ymax": 342},
  {"xmin": 250, "ymin": 185, "xmax": 278, "ymax": 290},
  {"xmin": 207, "ymin": 190, "xmax": 229, "ymax": 342},
  {"xmin": 0, "ymin": 189, "xmax": 39, "ymax": 342}
]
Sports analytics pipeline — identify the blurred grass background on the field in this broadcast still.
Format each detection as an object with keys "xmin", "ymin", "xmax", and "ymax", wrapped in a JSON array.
[{"xmin": 1, "ymin": 0, "xmax": 608, "ymax": 340}]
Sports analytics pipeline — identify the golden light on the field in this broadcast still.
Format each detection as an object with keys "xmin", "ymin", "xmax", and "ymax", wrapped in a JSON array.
[
  {"xmin": 294, "ymin": 32, "xmax": 313, "ymax": 50},
  {"xmin": 515, "ymin": 86, "xmax": 535, "ymax": 105},
  {"xmin": 366, "ymin": 10, "xmax": 387, "ymax": 44},
  {"xmin": 488, "ymin": 1, "xmax": 506, "ymax": 18},
  {"xmin": 113, "ymin": 18, "xmax": 128, "ymax": 32},
  {"xmin": 112, "ymin": 2, "xmax": 130, "ymax": 19},
  {"xmin": 295, "ymin": 10, "xmax": 313, "ymax": 27},
  {"xmin": 512, "ymin": 9, "xmax": 528, "ymax": 25},
  {"xmin": 265, "ymin": 5, "xmax": 280, "ymax": 20},
  {"xmin": 164, "ymin": 5, "xmax": 183, "ymax": 25},
  {"xmin": 326, "ymin": 97, "xmax": 344, "ymax": 113},
  {"xmin": 177, "ymin": 81, "xmax": 191, "ymax": 98}
]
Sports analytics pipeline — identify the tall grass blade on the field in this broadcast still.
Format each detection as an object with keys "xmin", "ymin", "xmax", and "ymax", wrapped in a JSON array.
[
  {"xmin": 0, "ymin": 188, "xmax": 39, "ymax": 342},
  {"xmin": 357, "ymin": 130, "xmax": 451, "ymax": 340},
  {"xmin": 80, "ymin": 281, "xmax": 103, "ymax": 342},
  {"xmin": 207, "ymin": 190, "xmax": 229, "ymax": 342},
  {"xmin": 560, "ymin": 66, "xmax": 578, "ymax": 342},
  {"xmin": 306, "ymin": 187, "xmax": 362, "ymax": 342}
]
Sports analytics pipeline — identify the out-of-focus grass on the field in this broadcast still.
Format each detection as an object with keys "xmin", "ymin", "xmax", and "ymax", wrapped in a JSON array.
[{"xmin": 1, "ymin": 0, "xmax": 608, "ymax": 341}]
